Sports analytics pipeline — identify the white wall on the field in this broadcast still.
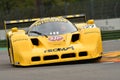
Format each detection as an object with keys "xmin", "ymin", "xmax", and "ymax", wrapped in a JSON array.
[
  {"xmin": 95, "ymin": 18, "xmax": 120, "ymax": 31},
  {"xmin": 0, "ymin": 30, "xmax": 6, "ymax": 40}
]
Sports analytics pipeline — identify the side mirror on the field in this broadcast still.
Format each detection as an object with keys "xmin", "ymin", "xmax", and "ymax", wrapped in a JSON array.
[
  {"xmin": 87, "ymin": 19, "xmax": 95, "ymax": 24},
  {"xmin": 11, "ymin": 27, "xmax": 18, "ymax": 32}
]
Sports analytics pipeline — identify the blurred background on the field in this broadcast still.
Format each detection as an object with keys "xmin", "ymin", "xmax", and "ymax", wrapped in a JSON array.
[
  {"xmin": 0, "ymin": 0, "xmax": 120, "ymax": 25},
  {"xmin": 0, "ymin": 0, "xmax": 120, "ymax": 47}
]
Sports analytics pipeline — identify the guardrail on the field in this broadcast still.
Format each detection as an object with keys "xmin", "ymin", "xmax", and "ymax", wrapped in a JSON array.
[
  {"xmin": 0, "ymin": 40, "xmax": 7, "ymax": 47},
  {"xmin": 101, "ymin": 30, "xmax": 120, "ymax": 40},
  {"xmin": 0, "ymin": 30, "xmax": 120, "ymax": 47}
]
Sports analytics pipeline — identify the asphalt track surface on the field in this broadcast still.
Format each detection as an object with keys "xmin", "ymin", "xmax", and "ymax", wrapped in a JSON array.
[{"xmin": 0, "ymin": 40, "xmax": 120, "ymax": 80}]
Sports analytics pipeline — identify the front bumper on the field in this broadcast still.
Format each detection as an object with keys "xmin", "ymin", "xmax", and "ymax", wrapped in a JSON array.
[{"xmin": 14, "ymin": 45, "xmax": 102, "ymax": 66}]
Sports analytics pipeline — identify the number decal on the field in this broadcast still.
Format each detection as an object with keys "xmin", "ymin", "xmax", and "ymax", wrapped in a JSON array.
[
  {"xmin": 83, "ymin": 24, "xmax": 96, "ymax": 29},
  {"xmin": 48, "ymin": 36, "xmax": 63, "ymax": 41}
]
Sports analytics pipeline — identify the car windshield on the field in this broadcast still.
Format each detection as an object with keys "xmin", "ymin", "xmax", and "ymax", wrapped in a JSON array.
[{"xmin": 28, "ymin": 21, "xmax": 77, "ymax": 36}]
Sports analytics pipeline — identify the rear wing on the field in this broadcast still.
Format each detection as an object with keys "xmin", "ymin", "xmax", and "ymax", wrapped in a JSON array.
[
  {"xmin": 4, "ymin": 18, "xmax": 40, "ymax": 31},
  {"xmin": 62, "ymin": 14, "xmax": 86, "ymax": 22},
  {"xmin": 4, "ymin": 14, "xmax": 86, "ymax": 32}
]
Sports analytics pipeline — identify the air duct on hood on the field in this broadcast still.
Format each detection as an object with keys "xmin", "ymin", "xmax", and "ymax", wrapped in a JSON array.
[
  {"xmin": 71, "ymin": 34, "xmax": 80, "ymax": 42},
  {"xmin": 31, "ymin": 38, "xmax": 39, "ymax": 46}
]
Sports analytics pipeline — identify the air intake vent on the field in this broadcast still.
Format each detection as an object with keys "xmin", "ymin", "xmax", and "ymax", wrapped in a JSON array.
[
  {"xmin": 79, "ymin": 51, "xmax": 87, "ymax": 56},
  {"xmin": 44, "ymin": 55, "xmax": 59, "ymax": 60},
  {"xmin": 61, "ymin": 53, "xmax": 76, "ymax": 58},
  {"xmin": 72, "ymin": 34, "xmax": 80, "ymax": 42},
  {"xmin": 31, "ymin": 56, "xmax": 41, "ymax": 61},
  {"xmin": 31, "ymin": 38, "xmax": 39, "ymax": 46}
]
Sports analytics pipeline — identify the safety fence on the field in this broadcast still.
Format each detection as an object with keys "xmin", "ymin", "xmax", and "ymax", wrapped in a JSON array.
[
  {"xmin": 101, "ymin": 30, "xmax": 120, "ymax": 40},
  {"xmin": 0, "ymin": 30, "xmax": 120, "ymax": 47},
  {"xmin": 0, "ymin": 0, "xmax": 120, "ymax": 30},
  {"xmin": 0, "ymin": 40, "xmax": 6, "ymax": 47}
]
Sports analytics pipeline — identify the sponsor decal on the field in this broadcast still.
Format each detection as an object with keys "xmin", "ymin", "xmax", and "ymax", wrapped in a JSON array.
[
  {"xmin": 48, "ymin": 36, "xmax": 63, "ymax": 41},
  {"xmin": 13, "ymin": 38, "xmax": 28, "ymax": 43},
  {"xmin": 99, "ymin": 26, "xmax": 114, "ymax": 31},
  {"xmin": 33, "ymin": 17, "xmax": 67, "ymax": 27},
  {"xmin": 44, "ymin": 46, "xmax": 74, "ymax": 53},
  {"xmin": 84, "ymin": 31, "xmax": 99, "ymax": 34}
]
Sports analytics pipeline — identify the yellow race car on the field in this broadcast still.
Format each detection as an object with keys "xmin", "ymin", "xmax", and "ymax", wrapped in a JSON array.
[{"xmin": 4, "ymin": 14, "xmax": 103, "ymax": 66}]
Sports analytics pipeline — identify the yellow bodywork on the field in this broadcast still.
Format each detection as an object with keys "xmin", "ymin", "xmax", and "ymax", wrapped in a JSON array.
[{"xmin": 5, "ymin": 15, "xmax": 103, "ymax": 66}]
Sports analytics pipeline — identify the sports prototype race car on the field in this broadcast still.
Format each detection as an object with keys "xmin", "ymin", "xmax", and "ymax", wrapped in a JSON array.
[{"xmin": 4, "ymin": 14, "xmax": 103, "ymax": 66}]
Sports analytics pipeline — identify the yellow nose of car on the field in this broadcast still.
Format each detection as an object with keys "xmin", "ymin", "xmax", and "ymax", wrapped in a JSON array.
[{"xmin": 4, "ymin": 14, "xmax": 103, "ymax": 66}]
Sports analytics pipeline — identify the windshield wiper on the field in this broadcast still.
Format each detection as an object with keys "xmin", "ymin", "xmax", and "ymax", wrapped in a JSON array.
[{"xmin": 29, "ymin": 31, "xmax": 48, "ymax": 37}]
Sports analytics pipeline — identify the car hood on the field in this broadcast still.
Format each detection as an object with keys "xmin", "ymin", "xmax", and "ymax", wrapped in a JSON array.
[{"xmin": 36, "ymin": 32, "xmax": 79, "ymax": 48}]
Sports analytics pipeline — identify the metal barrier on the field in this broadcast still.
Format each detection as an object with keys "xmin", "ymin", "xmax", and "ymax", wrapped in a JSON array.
[
  {"xmin": 0, "ymin": 40, "xmax": 7, "ymax": 47},
  {"xmin": 101, "ymin": 30, "xmax": 120, "ymax": 40}
]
